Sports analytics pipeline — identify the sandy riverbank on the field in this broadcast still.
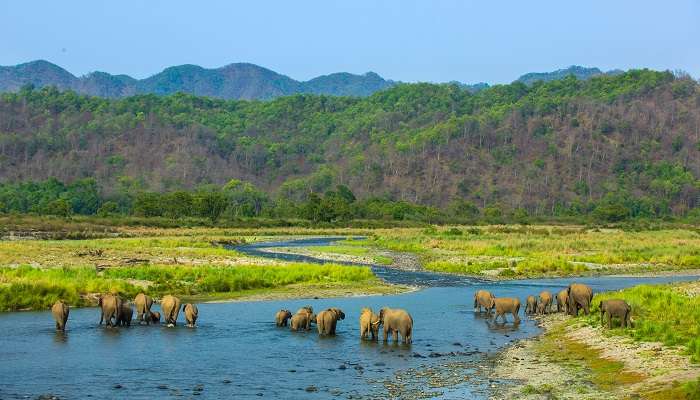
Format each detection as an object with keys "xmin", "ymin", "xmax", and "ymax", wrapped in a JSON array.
[{"xmin": 488, "ymin": 313, "xmax": 700, "ymax": 399}]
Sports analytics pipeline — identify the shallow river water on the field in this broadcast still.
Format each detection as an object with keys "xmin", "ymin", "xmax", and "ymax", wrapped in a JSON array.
[{"xmin": 0, "ymin": 237, "xmax": 698, "ymax": 399}]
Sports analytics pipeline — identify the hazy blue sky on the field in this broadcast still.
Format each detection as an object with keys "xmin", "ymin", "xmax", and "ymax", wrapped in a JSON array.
[{"xmin": 1, "ymin": 1, "xmax": 698, "ymax": 83}]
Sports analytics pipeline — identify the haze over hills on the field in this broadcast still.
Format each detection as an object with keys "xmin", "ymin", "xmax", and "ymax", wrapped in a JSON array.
[{"xmin": 0, "ymin": 60, "xmax": 626, "ymax": 100}]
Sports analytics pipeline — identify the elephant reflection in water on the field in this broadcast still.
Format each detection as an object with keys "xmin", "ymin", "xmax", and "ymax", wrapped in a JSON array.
[{"xmin": 486, "ymin": 319, "xmax": 521, "ymax": 333}]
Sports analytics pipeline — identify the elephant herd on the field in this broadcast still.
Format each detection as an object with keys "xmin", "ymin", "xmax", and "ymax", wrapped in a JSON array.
[
  {"xmin": 475, "ymin": 283, "xmax": 633, "ymax": 329},
  {"xmin": 50, "ymin": 293, "xmax": 199, "ymax": 332},
  {"xmin": 275, "ymin": 306, "xmax": 414, "ymax": 344}
]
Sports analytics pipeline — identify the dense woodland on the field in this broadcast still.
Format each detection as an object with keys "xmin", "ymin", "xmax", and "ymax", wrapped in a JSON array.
[{"xmin": 0, "ymin": 70, "xmax": 699, "ymax": 222}]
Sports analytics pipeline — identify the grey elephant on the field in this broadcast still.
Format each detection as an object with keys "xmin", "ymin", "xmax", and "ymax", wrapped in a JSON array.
[
  {"xmin": 134, "ymin": 293, "xmax": 154, "ymax": 324},
  {"xmin": 378, "ymin": 307, "xmax": 413, "ymax": 344},
  {"xmin": 184, "ymin": 303, "xmax": 199, "ymax": 327},
  {"xmin": 99, "ymin": 293, "xmax": 124, "ymax": 327},
  {"xmin": 567, "ymin": 283, "xmax": 593, "ymax": 316},
  {"xmin": 359, "ymin": 307, "xmax": 381, "ymax": 340},
  {"xmin": 555, "ymin": 289, "xmax": 568, "ymax": 313},
  {"xmin": 493, "ymin": 297, "xmax": 520, "ymax": 323},
  {"xmin": 51, "ymin": 300, "xmax": 69, "ymax": 331},
  {"xmin": 525, "ymin": 295, "xmax": 537, "ymax": 315},
  {"xmin": 161, "ymin": 295, "xmax": 182, "ymax": 327},
  {"xmin": 600, "ymin": 299, "xmax": 631, "ymax": 328},
  {"xmin": 117, "ymin": 302, "xmax": 134, "ymax": 327},
  {"xmin": 275, "ymin": 309, "xmax": 293, "ymax": 327},
  {"xmin": 537, "ymin": 291, "xmax": 553, "ymax": 315},
  {"xmin": 474, "ymin": 290, "xmax": 495, "ymax": 313},
  {"xmin": 317, "ymin": 308, "xmax": 345, "ymax": 335}
]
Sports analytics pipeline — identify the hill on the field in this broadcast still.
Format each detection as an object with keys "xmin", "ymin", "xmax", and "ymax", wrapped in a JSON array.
[
  {"xmin": 0, "ymin": 69, "xmax": 698, "ymax": 220},
  {"xmin": 0, "ymin": 60, "xmax": 395, "ymax": 100},
  {"xmin": 516, "ymin": 65, "xmax": 623, "ymax": 85}
]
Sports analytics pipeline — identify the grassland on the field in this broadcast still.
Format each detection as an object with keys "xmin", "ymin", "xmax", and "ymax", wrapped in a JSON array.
[
  {"xmin": 0, "ymin": 229, "xmax": 401, "ymax": 311},
  {"xmin": 344, "ymin": 225, "xmax": 700, "ymax": 278}
]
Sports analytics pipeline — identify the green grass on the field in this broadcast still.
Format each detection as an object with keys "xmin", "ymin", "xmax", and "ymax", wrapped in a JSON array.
[
  {"xmin": 582, "ymin": 284, "xmax": 700, "ymax": 362},
  {"xmin": 311, "ymin": 245, "xmax": 370, "ymax": 256},
  {"xmin": 361, "ymin": 226, "xmax": 700, "ymax": 278},
  {"xmin": 0, "ymin": 263, "xmax": 377, "ymax": 312}
]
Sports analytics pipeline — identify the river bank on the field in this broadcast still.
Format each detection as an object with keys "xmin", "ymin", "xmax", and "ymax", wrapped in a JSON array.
[{"xmin": 488, "ymin": 282, "xmax": 700, "ymax": 399}]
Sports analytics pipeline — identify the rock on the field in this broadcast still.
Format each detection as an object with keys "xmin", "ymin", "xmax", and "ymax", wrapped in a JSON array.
[
  {"xmin": 157, "ymin": 385, "xmax": 168, "ymax": 390},
  {"xmin": 413, "ymin": 352, "xmax": 426, "ymax": 358},
  {"xmin": 338, "ymin": 364, "xmax": 347, "ymax": 370},
  {"xmin": 453, "ymin": 342, "xmax": 462, "ymax": 346},
  {"xmin": 374, "ymin": 362, "xmax": 386, "ymax": 366},
  {"xmin": 193, "ymin": 384, "xmax": 204, "ymax": 392},
  {"xmin": 288, "ymin": 369, "xmax": 297, "ymax": 373},
  {"xmin": 305, "ymin": 385, "xmax": 318, "ymax": 392},
  {"xmin": 113, "ymin": 384, "xmax": 122, "ymax": 389},
  {"xmin": 222, "ymin": 379, "xmax": 232, "ymax": 384}
]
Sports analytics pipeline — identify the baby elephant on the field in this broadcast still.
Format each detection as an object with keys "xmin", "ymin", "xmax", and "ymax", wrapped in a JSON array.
[
  {"xmin": 600, "ymin": 299, "xmax": 631, "ymax": 329},
  {"xmin": 537, "ymin": 291, "xmax": 553, "ymax": 315},
  {"xmin": 275, "ymin": 309, "xmax": 293, "ymax": 327},
  {"xmin": 51, "ymin": 300, "xmax": 70, "ymax": 332},
  {"xmin": 493, "ymin": 297, "xmax": 520, "ymax": 323},
  {"xmin": 148, "ymin": 311, "xmax": 161, "ymax": 324},
  {"xmin": 359, "ymin": 307, "xmax": 381, "ymax": 340},
  {"xmin": 184, "ymin": 303, "xmax": 198, "ymax": 328},
  {"xmin": 555, "ymin": 289, "xmax": 568, "ymax": 313},
  {"xmin": 525, "ymin": 295, "xmax": 537, "ymax": 315},
  {"xmin": 379, "ymin": 307, "xmax": 413, "ymax": 344},
  {"xmin": 290, "ymin": 307, "xmax": 315, "ymax": 331}
]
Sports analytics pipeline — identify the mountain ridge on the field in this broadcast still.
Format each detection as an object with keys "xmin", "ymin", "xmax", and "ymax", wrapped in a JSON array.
[
  {"xmin": 0, "ymin": 60, "xmax": 624, "ymax": 100},
  {"xmin": 0, "ymin": 60, "xmax": 395, "ymax": 100}
]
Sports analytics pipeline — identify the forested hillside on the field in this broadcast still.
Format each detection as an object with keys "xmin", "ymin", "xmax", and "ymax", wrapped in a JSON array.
[{"xmin": 1, "ymin": 70, "xmax": 699, "ymax": 221}]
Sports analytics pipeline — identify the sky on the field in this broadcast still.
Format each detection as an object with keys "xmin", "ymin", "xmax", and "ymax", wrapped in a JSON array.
[{"xmin": 1, "ymin": 1, "xmax": 698, "ymax": 84}]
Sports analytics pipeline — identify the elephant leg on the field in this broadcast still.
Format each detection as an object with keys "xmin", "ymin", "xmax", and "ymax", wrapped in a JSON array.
[
  {"xmin": 607, "ymin": 313, "xmax": 612, "ymax": 329},
  {"xmin": 383, "ymin": 326, "xmax": 389, "ymax": 342},
  {"xmin": 513, "ymin": 312, "xmax": 520, "ymax": 323},
  {"xmin": 392, "ymin": 329, "xmax": 398, "ymax": 342},
  {"xmin": 583, "ymin": 302, "xmax": 590, "ymax": 316}
]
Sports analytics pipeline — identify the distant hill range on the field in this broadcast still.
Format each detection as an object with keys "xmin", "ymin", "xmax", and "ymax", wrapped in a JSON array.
[
  {"xmin": 0, "ymin": 60, "xmax": 623, "ymax": 100},
  {"xmin": 516, "ymin": 65, "xmax": 623, "ymax": 86}
]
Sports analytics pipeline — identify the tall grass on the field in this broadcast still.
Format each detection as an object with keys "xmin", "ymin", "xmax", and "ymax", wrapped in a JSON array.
[
  {"xmin": 585, "ymin": 284, "xmax": 700, "ymax": 362},
  {"xmin": 0, "ymin": 263, "xmax": 376, "ymax": 312}
]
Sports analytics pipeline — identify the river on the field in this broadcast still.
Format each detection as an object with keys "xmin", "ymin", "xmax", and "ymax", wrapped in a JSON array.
[{"xmin": 0, "ymin": 237, "xmax": 697, "ymax": 399}]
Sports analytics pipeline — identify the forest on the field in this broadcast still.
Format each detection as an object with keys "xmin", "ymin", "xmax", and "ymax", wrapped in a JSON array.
[{"xmin": 0, "ymin": 69, "xmax": 699, "ymax": 223}]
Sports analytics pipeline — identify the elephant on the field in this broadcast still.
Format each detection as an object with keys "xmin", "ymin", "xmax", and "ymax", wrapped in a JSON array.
[
  {"xmin": 317, "ymin": 308, "xmax": 345, "ymax": 335},
  {"xmin": 161, "ymin": 295, "xmax": 182, "ymax": 327},
  {"xmin": 474, "ymin": 290, "xmax": 495, "ymax": 313},
  {"xmin": 537, "ymin": 291, "xmax": 553, "ymax": 315},
  {"xmin": 290, "ymin": 310, "xmax": 315, "ymax": 331},
  {"xmin": 98, "ymin": 293, "xmax": 123, "ymax": 327},
  {"xmin": 51, "ymin": 300, "xmax": 69, "ymax": 331},
  {"xmin": 117, "ymin": 302, "xmax": 134, "ymax": 327},
  {"xmin": 378, "ymin": 307, "xmax": 413, "ymax": 344},
  {"xmin": 493, "ymin": 297, "xmax": 520, "ymax": 323},
  {"xmin": 525, "ymin": 295, "xmax": 537, "ymax": 315},
  {"xmin": 148, "ymin": 311, "xmax": 161, "ymax": 324},
  {"xmin": 359, "ymin": 307, "xmax": 381, "ymax": 340},
  {"xmin": 555, "ymin": 289, "xmax": 568, "ymax": 313},
  {"xmin": 600, "ymin": 299, "xmax": 631, "ymax": 329},
  {"xmin": 275, "ymin": 309, "xmax": 293, "ymax": 327},
  {"xmin": 184, "ymin": 303, "xmax": 199, "ymax": 328},
  {"xmin": 566, "ymin": 283, "xmax": 593, "ymax": 316},
  {"xmin": 134, "ymin": 293, "xmax": 154, "ymax": 324}
]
